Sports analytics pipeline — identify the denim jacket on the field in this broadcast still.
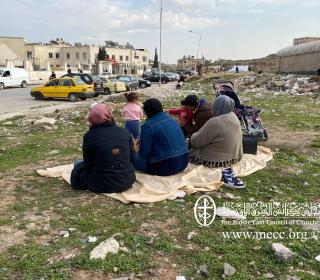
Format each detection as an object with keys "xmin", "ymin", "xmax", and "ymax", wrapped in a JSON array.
[{"xmin": 139, "ymin": 112, "xmax": 188, "ymax": 163}]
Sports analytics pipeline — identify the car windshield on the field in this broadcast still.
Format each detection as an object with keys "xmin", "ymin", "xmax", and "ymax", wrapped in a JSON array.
[
  {"xmin": 73, "ymin": 78, "xmax": 86, "ymax": 85},
  {"xmin": 90, "ymin": 75, "xmax": 102, "ymax": 83},
  {"xmin": 0, "ymin": 70, "xmax": 3, "ymax": 76},
  {"xmin": 110, "ymin": 78, "xmax": 119, "ymax": 82}
]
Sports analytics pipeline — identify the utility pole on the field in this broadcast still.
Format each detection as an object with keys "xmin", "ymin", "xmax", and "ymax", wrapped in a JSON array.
[
  {"xmin": 159, "ymin": 0, "xmax": 163, "ymax": 87},
  {"xmin": 189, "ymin": 30, "xmax": 202, "ymax": 59}
]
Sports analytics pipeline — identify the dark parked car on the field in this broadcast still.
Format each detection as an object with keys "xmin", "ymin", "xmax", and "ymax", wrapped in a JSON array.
[
  {"xmin": 145, "ymin": 73, "xmax": 170, "ymax": 84},
  {"xmin": 61, "ymin": 73, "xmax": 104, "ymax": 96},
  {"xmin": 137, "ymin": 78, "xmax": 151, "ymax": 88},
  {"xmin": 115, "ymin": 75, "xmax": 139, "ymax": 91}
]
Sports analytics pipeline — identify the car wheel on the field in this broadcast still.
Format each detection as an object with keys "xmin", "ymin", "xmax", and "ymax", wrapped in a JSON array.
[
  {"xmin": 140, "ymin": 83, "xmax": 146, "ymax": 89},
  {"xmin": 68, "ymin": 93, "xmax": 78, "ymax": 102},
  {"xmin": 34, "ymin": 92, "xmax": 43, "ymax": 100},
  {"xmin": 21, "ymin": 81, "xmax": 27, "ymax": 88},
  {"xmin": 104, "ymin": 88, "xmax": 111, "ymax": 95},
  {"xmin": 162, "ymin": 80, "xmax": 168, "ymax": 84},
  {"xmin": 80, "ymin": 97, "xmax": 87, "ymax": 101},
  {"xmin": 0, "ymin": 83, "xmax": 4, "ymax": 90},
  {"xmin": 128, "ymin": 86, "xmax": 132, "ymax": 91},
  {"xmin": 93, "ymin": 92, "xmax": 99, "ymax": 97}
]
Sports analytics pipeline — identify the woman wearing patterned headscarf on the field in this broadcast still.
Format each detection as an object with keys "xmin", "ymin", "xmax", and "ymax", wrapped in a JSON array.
[
  {"xmin": 70, "ymin": 103, "xmax": 136, "ymax": 193},
  {"xmin": 189, "ymin": 95, "xmax": 245, "ymax": 189}
]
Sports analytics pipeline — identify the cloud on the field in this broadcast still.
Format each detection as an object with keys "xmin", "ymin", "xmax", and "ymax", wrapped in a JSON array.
[
  {"xmin": 170, "ymin": 0, "xmax": 217, "ymax": 10},
  {"xmin": 0, "ymin": 0, "xmax": 221, "ymax": 42}
]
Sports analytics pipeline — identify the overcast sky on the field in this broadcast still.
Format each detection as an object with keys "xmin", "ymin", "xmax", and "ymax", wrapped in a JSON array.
[{"xmin": 1, "ymin": 0, "xmax": 320, "ymax": 63}]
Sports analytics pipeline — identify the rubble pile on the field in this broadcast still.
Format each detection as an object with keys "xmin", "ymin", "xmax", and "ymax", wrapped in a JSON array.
[{"xmin": 234, "ymin": 73, "xmax": 320, "ymax": 96}]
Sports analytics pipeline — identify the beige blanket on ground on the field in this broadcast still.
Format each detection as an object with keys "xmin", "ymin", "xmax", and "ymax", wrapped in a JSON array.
[{"xmin": 37, "ymin": 146, "xmax": 272, "ymax": 203}]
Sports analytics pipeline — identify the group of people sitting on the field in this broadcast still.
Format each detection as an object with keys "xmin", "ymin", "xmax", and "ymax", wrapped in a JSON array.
[{"xmin": 71, "ymin": 92, "xmax": 245, "ymax": 194}]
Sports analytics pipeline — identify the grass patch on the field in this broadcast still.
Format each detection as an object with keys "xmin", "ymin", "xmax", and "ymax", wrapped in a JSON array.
[{"xmin": 0, "ymin": 73, "xmax": 319, "ymax": 279}]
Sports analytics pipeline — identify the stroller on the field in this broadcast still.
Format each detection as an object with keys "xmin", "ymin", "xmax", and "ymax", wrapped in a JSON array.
[{"xmin": 213, "ymin": 80, "xmax": 268, "ymax": 141}]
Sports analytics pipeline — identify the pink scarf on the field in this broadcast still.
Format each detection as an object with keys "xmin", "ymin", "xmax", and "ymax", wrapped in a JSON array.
[{"xmin": 88, "ymin": 103, "xmax": 115, "ymax": 127}]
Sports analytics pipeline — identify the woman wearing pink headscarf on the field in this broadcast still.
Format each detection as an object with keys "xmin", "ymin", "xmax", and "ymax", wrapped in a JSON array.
[{"xmin": 71, "ymin": 103, "xmax": 136, "ymax": 193}]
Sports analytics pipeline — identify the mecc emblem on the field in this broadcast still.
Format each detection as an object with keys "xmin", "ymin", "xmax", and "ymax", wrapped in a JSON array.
[{"xmin": 194, "ymin": 195, "xmax": 216, "ymax": 226}]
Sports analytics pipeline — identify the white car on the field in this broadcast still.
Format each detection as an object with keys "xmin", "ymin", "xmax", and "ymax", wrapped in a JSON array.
[
  {"xmin": 98, "ymin": 72, "xmax": 110, "ymax": 80},
  {"xmin": 0, "ymin": 68, "xmax": 29, "ymax": 90}
]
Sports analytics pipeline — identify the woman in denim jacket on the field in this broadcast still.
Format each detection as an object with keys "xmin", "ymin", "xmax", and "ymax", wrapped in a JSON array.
[{"xmin": 134, "ymin": 98, "xmax": 189, "ymax": 176}]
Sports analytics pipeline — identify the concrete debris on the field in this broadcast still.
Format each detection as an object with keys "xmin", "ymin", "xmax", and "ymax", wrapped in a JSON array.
[
  {"xmin": 59, "ymin": 230, "xmax": 70, "ymax": 238},
  {"xmin": 224, "ymin": 263, "xmax": 236, "ymax": 277},
  {"xmin": 88, "ymin": 236, "xmax": 97, "ymax": 243},
  {"xmin": 89, "ymin": 237, "xmax": 120, "ymax": 260},
  {"xmin": 187, "ymin": 231, "xmax": 196, "ymax": 241},
  {"xmin": 48, "ymin": 149, "xmax": 60, "ymax": 155},
  {"xmin": 176, "ymin": 276, "xmax": 187, "ymax": 280},
  {"xmin": 271, "ymin": 243, "xmax": 295, "ymax": 262},
  {"xmin": 315, "ymin": 255, "xmax": 320, "ymax": 262},
  {"xmin": 34, "ymin": 117, "xmax": 56, "ymax": 125},
  {"xmin": 216, "ymin": 206, "xmax": 246, "ymax": 220},
  {"xmin": 233, "ymin": 73, "xmax": 320, "ymax": 97},
  {"xmin": 263, "ymin": 273, "xmax": 275, "ymax": 279},
  {"xmin": 198, "ymin": 264, "xmax": 209, "ymax": 277}
]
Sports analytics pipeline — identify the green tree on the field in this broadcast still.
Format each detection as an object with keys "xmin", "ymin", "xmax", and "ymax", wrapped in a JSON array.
[
  {"xmin": 152, "ymin": 47, "xmax": 159, "ymax": 69},
  {"xmin": 97, "ymin": 47, "xmax": 107, "ymax": 61}
]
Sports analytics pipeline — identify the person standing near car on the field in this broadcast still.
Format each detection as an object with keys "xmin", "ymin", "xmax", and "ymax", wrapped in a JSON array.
[
  {"xmin": 178, "ymin": 74, "xmax": 185, "ymax": 83},
  {"xmin": 49, "ymin": 71, "xmax": 56, "ymax": 80}
]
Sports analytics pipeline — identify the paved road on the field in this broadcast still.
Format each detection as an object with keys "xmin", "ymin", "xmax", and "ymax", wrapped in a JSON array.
[
  {"xmin": 0, "ymin": 83, "xmax": 177, "ymax": 121},
  {"xmin": 0, "ymin": 85, "xmax": 92, "ymax": 120}
]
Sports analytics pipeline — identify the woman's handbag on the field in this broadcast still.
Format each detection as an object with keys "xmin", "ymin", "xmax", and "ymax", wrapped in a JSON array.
[{"xmin": 242, "ymin": 134, "xmax": 258, "ymax": 155}]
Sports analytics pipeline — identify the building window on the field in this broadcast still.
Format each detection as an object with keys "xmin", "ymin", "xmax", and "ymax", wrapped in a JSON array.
[
  {"xmin": 50, "ymin": 64, "xmax": 54, "ymax": 68},
  {"xmin": 76, "ymin": 52, "xmax": 79, "ymax": 59},
  {"xmin": 134, "ymin": 55, "xmax": 139, "ymax": 59},
  {"xmin": 26, "ymin": 51, "xmax": 32, "ymax": 58},
  {"xmin": 112, "ymin": 55, "xmax": 116, "ymax": 60},
  {"xmin": 66, "ymin": 53, "xmax": 70, "ymax": 59},
  {"xmin": 126, "ymin": 56, "xmax": 129, "ymax": 61},
  {"xmin": 56, "ymin": 53, "xmax": 60, "ymax": 59},
  {"xmin": 83, "ymin": 52, "xmax": 87, "ymax": 59},
  {"xmin": 143, "ymin": 56, "xmax": 147, "ymax": 62},
  {"xmin": 67, "ymin": 64, "xmax": 71, "ymax": 67},
  {"xmin": 119, "ymin": 55, "xmax": 123, "ymax": 61},
  {"xmin": 49, "ymin": 53, "xmax": 53, "ymax": 58},
  {"xmin": 56, "ymin": 65, "xmax": 60, "ymax": 67}
]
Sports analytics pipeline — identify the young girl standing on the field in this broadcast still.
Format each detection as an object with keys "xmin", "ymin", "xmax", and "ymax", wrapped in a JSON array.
[{"xmin": 122, "ymin": 92, "xmax": 144, "ymax": 140}]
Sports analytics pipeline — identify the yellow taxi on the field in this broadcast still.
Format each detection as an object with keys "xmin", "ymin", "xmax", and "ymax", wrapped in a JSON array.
[
  {"xmin": 100, "ymin": 77, "xmax": 127, "ymax": 94},
  {"xmin": 30, "ymin": 77, "xmax": 95, "ymax": 102}
]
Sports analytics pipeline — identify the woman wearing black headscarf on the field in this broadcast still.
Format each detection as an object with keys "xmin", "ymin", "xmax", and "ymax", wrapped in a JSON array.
[{"xmin": 134, "ymin": 98, "xmax": 189, "ymax": 176}]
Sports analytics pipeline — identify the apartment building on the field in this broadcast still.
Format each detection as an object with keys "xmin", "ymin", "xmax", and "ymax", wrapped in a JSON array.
[
  {"xmin": 25, "ymin": 39, "xmax": 99, "ymax": 71},
  {"xmin": 104, "ymin": 41, "xmax": 149, "ymax": 74},
  {"xmin": 0, "ymin": 36, "xmax": 25, "ymax": 66},
  {"xmin": 1, "ymin": 37, "xmax": 149, "ymax": 75},
  {"xmin": 177, "ymin": 55, "xmax": 205, "ymax": 70}
]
